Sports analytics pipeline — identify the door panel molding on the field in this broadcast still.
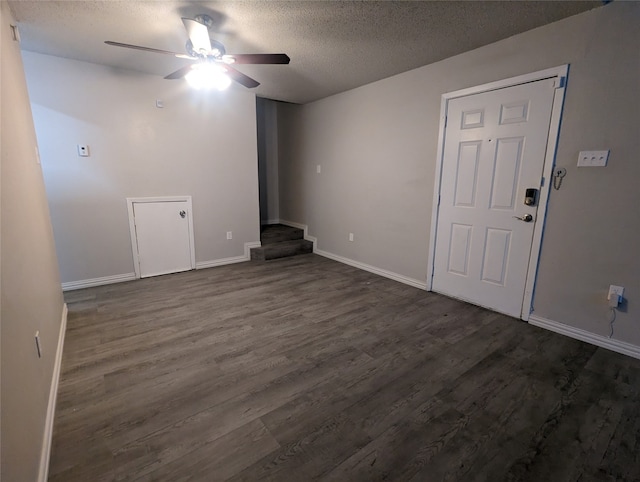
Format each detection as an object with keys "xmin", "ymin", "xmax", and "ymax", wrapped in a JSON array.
[
  {"xmin": 427, "ymin": 65, "xmax": 569, "ymax": 320},
  {"xmin": 126, "ymin": 196, "xmax": 196, "ymax": 279}
]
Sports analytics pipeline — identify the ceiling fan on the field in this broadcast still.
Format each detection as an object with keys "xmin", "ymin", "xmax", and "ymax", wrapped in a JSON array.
[{"xmin": 105, "ymin": 14, "xmax": 290, "ymax": 89}]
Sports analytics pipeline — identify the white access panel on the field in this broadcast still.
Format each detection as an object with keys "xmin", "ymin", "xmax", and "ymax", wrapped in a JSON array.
[{"xmin": 127, "ymin": 197, "xmax": 195, "ymax": 278}]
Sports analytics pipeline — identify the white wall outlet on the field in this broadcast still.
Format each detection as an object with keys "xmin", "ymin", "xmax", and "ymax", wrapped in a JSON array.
[
  {"xmin": 316, "ymin": 165, "xmax": 321, "ymax": 174},
  {"xmin": 226, "ymin": 231, "xmax": 232, "ymax": 240},
  {"xmin": 77, "ymin": 144, "xmax": 90, "ymax": 157},
  {"xmin": 349, "ymin": 233, "xmax": 354, "ymax": 242},
  {"xmin": 577, "ymin": 150, "xmax": 609, "ymax": 167},
  {"xmin": 608, "ymin": 285, "xmax": 624, "ymax": 307}
]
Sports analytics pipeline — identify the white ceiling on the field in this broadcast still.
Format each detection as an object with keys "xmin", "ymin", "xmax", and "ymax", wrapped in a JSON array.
[{"xmin": 8, "ymin": 0, "xmax": 603, "ymax": 104}]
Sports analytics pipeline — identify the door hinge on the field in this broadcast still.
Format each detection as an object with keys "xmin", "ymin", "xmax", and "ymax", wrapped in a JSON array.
[
  {"xmin": 553, "ymin": 77, "xmax": 566, "ymax": 89},
  {"xmin": 10, "ymin": 25, "xmax": 20, "ymax": 42},
  {"xmin": 444, "ymin": 116, "xmax": 448, "ymax": 128}
]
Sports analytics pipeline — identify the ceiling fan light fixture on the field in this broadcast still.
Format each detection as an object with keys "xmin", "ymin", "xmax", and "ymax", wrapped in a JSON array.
[
  {"xmin": 185, "ymin": 63, "xmax": 231, "ymax": 91},
  {"xmin": 105, "ymin": 14, "xmax": 289, "ymax": 90}
]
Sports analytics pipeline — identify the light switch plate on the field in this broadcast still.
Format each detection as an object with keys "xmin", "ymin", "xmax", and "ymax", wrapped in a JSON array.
[{"xmin": 577, "ymin": 150, "xmax": 609, "ymax": 167}]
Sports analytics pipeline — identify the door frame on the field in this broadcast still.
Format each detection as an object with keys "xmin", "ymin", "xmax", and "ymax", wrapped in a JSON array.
[
  {"xmin": 426, "ymin": 65, "xmax": 569, "ymax": 321},
  {"xmin": 126, "ymin": 195, "xmax": 196, "ymax": 279}
]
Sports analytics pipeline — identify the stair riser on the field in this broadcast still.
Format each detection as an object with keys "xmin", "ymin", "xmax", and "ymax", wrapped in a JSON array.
[
  {"xmin": 251, "ymin": 239, "xmax": 313, "ymax": 261},
  {"xmin": 261, "ymin": 229, "xmax": 304, "ymax": 245}
]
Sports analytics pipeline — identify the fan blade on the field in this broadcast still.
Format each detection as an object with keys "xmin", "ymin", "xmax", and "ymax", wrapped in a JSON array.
[
  {"xmin": 182, "ymin": 18, "xmax": 212, "ymax": 53},
  {"xmin": 223, "ymin": 53, "xmax": 290, "ymax": 65},
  {"xmin": 164, "ymin": 65, "xmax": 194, "ymax": 80},
  {"xmin": 105, "ymin": 41, "xmax": 194, "ymax": 59},
  {"xmin": 223, "ymin": 65, "xmax": 260, "ymax": 88}
]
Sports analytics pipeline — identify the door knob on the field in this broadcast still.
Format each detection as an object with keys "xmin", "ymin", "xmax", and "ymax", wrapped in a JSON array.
[
  {"xmin": 513, "ymin": 214, "xmax": 533, "ymax": 222},
  {"xmin": 179, "ymin": 210, "xmax": 186, "ymax": 218}
]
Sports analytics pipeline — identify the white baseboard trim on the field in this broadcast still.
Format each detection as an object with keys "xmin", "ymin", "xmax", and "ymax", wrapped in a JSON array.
[
  {"xmin": 39, "ymin": 303, "xmax": 68, "ymax": 482},
  {"xmin": 528, "ymin": 315, "xmax": 640, "ymax": 360},
  {"xmin": 278, "ymin": 219, "xmax": 422, "ymax": 288},
  {"xmin": 315, "ymin": 249, "xmax": 428, "ymax": 290},
  {"xmin": 196, "ymin": 256, "xmax": 247, "ymax": 269},
  {"xmin": 306, "ymin": 235, "xmax": 318, "ymax": 253},
  {"xmin": 279, "ymin": 219, "xmax": 318, "ymax": 252},
  {"xmin": 61, "ymin": 273, "xmax": 136, "ymax": 291},
  {"xmin": 63, "ymin": 241, "xmax": 263, "ymax": 287},
  {"xmin": 196, "ymin": 241, "xmax": 262, "ymax": 270},
  {"xmin": 245, "ymin": 241, "xmax": 262, "ymax": 257}
]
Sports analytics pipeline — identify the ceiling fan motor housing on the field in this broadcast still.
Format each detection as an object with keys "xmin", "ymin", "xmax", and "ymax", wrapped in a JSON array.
[
  {"xmin": 193, "ymin": 14, "xmax": 214, "ymax": 29},
  {"xmin": 186, "ymin": 38, "xmax": 226, "ymax": 59}
]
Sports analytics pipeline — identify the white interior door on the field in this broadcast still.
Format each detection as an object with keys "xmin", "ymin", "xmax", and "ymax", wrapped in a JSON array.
[
  {"xmin": 432, "ymin": 79, "xmax": 556, "ymax": 318},
  {"xmin": 132, "ymin": 200, "xmax": 194, "ymax": 278}
]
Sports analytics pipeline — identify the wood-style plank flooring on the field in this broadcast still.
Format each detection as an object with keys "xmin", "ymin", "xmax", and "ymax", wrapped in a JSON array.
[{"xmin": 50, "ymin": 254, "xmax": 640, "ymax": 481}]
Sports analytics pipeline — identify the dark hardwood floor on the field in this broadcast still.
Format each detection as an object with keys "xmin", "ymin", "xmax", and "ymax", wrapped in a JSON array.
[{"xmin": 50, "ymin": 254, "xmax": 640, "ymax": 481}]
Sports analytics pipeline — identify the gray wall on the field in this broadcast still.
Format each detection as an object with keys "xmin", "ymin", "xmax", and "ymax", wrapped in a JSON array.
[
  {"xmin": 278, "ymin": 3, "xmax": 640, "ymax": 345},
  {"xmin": 1, "ymin": 3, "xmax": 66, "ymax": 481},
  {"xmin": 22, "ymin": 52, "xmax": 261, "ymax": 284},
  {"xmin": 257, "ymin": 97, "xmax": 280, "ymax": 224}
]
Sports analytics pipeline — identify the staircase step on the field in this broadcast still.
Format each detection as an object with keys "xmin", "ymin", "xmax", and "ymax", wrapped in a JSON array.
[
  {"xmin": 260, "ymin": 224, "xmax": 304, "ymax": 245},
  {"xmin": 250, "ymin": 239, "xmax": 313, "ymax": 261}
]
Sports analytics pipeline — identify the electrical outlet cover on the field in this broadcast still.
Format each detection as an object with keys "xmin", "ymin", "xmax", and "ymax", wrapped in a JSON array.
[
  {"xmin": 608, "ymin": 285, "xmax": 624, "ymax": 300},
  {"xmin": 77, "ymin": 144, "xmax": 90, "ymax": 157}
]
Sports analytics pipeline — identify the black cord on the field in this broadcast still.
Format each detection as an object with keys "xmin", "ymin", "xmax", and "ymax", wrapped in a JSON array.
[{"xmin": 609, "ymin": 308, "xmax": 617, "ymax": 338}]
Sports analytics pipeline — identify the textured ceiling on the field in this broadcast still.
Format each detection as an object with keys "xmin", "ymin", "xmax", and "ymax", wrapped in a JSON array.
[{"xmin": 8, "ymin": 0, "xmax": 603, "ymax": 104}]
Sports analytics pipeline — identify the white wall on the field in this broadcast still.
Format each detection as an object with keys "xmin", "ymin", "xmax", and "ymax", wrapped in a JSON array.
[
  {"xmin": 1, "ymin": 3, "xmax": 66, "ymax": 481},
  {"xmin": 278, "ymin": 3, "xmax": 640, "ymax": 346},
  {"xmin": 22, "ymin": 52, "xmax": 261, "ymax": 284}
]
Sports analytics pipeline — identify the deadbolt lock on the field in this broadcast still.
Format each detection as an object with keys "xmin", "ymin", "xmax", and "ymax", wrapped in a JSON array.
[{"xmin": 524, "ymin": 188, "xmax": 538, "ymax": 206}]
